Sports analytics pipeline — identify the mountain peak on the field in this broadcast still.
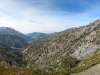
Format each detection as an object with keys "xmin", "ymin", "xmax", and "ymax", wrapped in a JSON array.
[
  {"xmin": 0, "ymin": 26, "xmax": 11, "ymax": 28},
  {"xmin": 1, "ymin": 26, "xmax": 6, "ymax": 29},
  {"xmin": 0, "ymin": 27, "xmax": 32, "ymax": 42},
  {"xmin": 0, "ymin": 26, "xmax": 15, "ymax": 31}
]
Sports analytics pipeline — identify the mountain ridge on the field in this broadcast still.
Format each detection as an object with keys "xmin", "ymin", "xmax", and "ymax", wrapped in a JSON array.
[
  {"xmin": 26, "ymin": 32, "xmax": 48, "ymax": 43},
  {"xmin": 23, "ymin": 19, "xmax": 100, "ymax": 70},
  {"xmin": 0, "ymin": 27, "xmax": 32, "ymax": 42}
]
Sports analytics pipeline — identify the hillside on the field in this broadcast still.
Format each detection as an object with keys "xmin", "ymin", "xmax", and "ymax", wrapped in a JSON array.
[
  {"xmin": 1, "ymin": 49, "xmax": 100, "ymax": 75},
  {"xmin": 73, "ymin": 63, "xmax": 100, "ymax": 75},
  {"xmin": 0, "ymin": 46, "xmax": 26, "ymax": 67},
  {"xmin": 23, "ymin": 19, "xmax": 100, "ymax": 71},
  {"xmin": 0, "ymin": 34, "xmax": 28, "ymax": 49}
]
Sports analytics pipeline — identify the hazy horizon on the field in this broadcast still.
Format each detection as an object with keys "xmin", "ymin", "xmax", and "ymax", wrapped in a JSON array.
[{"xmin": 0, "ymin": 0, "xmax": 100, "ymax": 33}]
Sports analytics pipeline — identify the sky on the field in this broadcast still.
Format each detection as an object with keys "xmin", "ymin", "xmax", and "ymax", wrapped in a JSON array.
[{"xmin": 0, "ymin": 0, "xmax": 100, "ymax": 33}]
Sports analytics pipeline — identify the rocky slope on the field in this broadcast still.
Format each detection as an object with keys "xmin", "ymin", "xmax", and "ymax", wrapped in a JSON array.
[
  {"xmin": 23, "ymin": 19, "xmax": 100, "ymax": 70},
  {"xmin": 0, "ymin": 20, "xmax": 99, "ymax": 75}
]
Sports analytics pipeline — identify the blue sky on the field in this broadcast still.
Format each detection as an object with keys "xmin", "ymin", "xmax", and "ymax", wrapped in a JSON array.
[{"xmin": 0, "ymin": 0, "xmax": 100, "ymax": 33}]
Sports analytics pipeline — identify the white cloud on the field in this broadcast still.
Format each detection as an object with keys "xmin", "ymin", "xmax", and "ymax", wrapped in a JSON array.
[{"xmin": 0, "ymin": 0, "xmax": 99, "ymax": 34}]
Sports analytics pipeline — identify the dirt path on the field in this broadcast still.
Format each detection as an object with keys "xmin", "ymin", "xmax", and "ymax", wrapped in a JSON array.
[{"xmin": 72, "ymin": 64, "xmax": 100, "ymax": 75}]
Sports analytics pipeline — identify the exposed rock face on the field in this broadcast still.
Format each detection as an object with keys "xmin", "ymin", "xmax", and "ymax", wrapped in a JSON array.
[{"xmin": 23, "ymin": 20, "xmax": 100, "ymax": 68}]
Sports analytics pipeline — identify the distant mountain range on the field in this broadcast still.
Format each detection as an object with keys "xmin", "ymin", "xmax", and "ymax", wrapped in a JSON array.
[
  {"xmin": 0, "ymin": 27, "xmax": 30, "ymax": 49},
  {"xmin": 26, "ymin": 32, "xmax": 48, "ymax": 42},
  {"xmin": 0, "ymin": 27, "xmax": 48, "ymax": 49}
]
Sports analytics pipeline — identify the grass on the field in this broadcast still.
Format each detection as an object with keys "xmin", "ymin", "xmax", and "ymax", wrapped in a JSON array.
[{"xmin": 68, "ymin": 52, "xmax": 100, "ymax": 74}]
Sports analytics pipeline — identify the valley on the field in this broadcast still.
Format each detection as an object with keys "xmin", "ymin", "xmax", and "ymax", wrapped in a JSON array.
[{"xmin": 0, "ymin": 20, "xmax": 99, "ymax": 75}]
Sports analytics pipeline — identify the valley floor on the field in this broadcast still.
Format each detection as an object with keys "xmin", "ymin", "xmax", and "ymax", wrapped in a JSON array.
[{"xmin": 73, "ymin": 63, "xmax": 100, "ymax": 75}]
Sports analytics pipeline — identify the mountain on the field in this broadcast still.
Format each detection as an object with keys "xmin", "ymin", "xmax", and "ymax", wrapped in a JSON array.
[
  {"xmin": 0, "ymin": 34, "xmax": 28, "ymax": 49},
  {"xmin": 0, "ymin": 27, "xmax": 32, "ymax": 42},
  {"xmin": 26, "ymin": 32, "xmax": 48, "ymax": 42},
  {"xmin": 23, "ymin": 19, "xmax": 100, "ymax": 73},
  {"xmin": 0, "ymin": 27, "xmax": 30, "ymax": 49},
  {"xmin": 0, "ymin": 19, "xmax": 99, "ymax": 75},
  {"xmin": 43, "ymin": 27, "xmax": 78, "ymax": 41}
]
